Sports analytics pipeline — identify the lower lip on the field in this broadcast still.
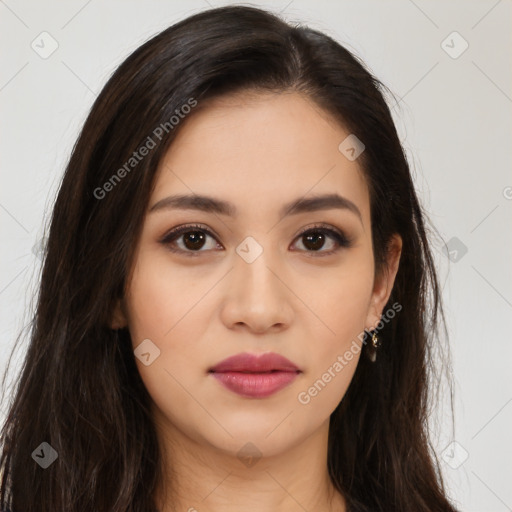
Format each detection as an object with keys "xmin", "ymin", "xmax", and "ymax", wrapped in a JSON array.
[{"xmin": 210, "ymin": 371, "xmax": 299, "ymax": 398}]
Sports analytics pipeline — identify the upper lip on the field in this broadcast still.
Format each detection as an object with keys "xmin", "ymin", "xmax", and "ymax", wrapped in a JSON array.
[{"xmin": 209, "ymin": 352, "xmax": 301, "ymax": 373}]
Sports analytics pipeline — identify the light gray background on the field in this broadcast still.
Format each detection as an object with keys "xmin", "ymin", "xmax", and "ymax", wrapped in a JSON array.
[{"xmin": 1, "ymin": 1, "xmax": 511, "ymax": 510}]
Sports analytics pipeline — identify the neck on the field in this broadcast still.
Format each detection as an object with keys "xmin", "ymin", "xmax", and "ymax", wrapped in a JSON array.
[{"xmin": 152, "ymin": 414, "xmax": 346, "ymax": 512}]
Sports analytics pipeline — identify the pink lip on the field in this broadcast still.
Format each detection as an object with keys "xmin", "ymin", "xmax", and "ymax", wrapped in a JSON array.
[{"xmin": 208, "ymin": 352, "xmax": 301, "ymax": 398}]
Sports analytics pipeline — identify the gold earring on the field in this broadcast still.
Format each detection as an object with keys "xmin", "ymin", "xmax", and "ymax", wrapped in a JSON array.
[
  {"xmin": 371, "ymin": 331, "xmax": 380, "ymax": 349},
  {"xmin": 367, "ymin": 330, "xmax": 380, "ymax": 363}
]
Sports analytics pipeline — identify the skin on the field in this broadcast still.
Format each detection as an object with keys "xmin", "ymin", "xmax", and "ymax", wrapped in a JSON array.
[{"xmin": 112, "ymin": 91, "xmax": 402, "ymax": 512}]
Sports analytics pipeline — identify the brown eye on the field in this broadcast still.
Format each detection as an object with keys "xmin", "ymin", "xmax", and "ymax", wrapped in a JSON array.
[
  {"xmin": 181, "ymin": 231, "xmax": 207, "ymax": 250},
  {"xmin": 160, "ymin": 224, "xmax": 221, "ymax": 255},
  {"xmin": 302, "ymin": 231, "xmax": 328, "ymax": 251},
  {"xmin": 291, "ymin": 226, "xmax": 351, "ymax": 255}
]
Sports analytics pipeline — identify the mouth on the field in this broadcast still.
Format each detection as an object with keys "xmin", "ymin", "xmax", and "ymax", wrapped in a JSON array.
[{"xmin": 208, "ymin": 352, "xmax": 301, "ymax": 398}]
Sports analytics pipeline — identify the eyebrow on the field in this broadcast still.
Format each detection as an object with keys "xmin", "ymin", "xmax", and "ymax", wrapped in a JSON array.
[{"xmin": 149, "ymin": 192, "xmax": 362, "ymax": 223}]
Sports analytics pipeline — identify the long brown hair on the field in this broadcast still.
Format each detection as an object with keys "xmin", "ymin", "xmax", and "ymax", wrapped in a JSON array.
[{"xmin": 0, "ymin": 5, "xmax": 458, "ymax": 511}]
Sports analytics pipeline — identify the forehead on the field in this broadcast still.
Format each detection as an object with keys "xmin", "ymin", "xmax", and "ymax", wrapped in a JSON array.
[{"xmin": 152, "ymin": 91, "xmax": 370, "ymax": 223}]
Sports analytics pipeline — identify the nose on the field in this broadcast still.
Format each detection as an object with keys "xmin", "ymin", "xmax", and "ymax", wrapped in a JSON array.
[{"xmin": 219, "ymin": 245, "xmax": 294, "ymax": 334}]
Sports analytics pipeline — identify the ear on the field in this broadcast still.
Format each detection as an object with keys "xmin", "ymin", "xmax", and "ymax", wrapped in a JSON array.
[
  {"xmin": 365, "ymin": 233, "xmax": 402, "ymax": 330},
  {"xmin": 110, "ymin": 298, "xmax": 128, "ymax": 330}
]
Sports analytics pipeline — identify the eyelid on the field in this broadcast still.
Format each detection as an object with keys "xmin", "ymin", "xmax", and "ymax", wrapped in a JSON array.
[
  {"xmin": 159, "ymin": 222, "xmax": 352, "ymax": 256},
  {"xmin": 160, "ymin": 223, "xmax": 218, "ymax": 241},
  {"xmin": 159, "ymin": 223, "xmax": 222, "ymax": 253},
  {"xmin": 291, "ymin": 223, "xmax": 352, "ymax": 255},
  {"xmin": 293, "ymin": 222, "xmax": 347, "ymax": 241}
]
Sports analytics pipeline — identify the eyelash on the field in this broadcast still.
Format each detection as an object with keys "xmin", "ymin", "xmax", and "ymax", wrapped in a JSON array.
[{"xmin": 159, "ymin": 223, "xmax": 352, "ymax": 257}]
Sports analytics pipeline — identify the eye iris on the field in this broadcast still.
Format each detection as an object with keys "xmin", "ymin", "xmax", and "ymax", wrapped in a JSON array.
[
  {"xmin": 183, "ymin": 231, "xmax": 205, "ymax": 250},
  {"xmin": 303, "ymin": 231, "xmax": 325, "ymax": 251}
]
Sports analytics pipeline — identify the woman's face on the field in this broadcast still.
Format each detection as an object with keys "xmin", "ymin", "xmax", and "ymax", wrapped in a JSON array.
[{"xmin": 115, "ymin": 91, "xmax": 401, "ymax": 459}]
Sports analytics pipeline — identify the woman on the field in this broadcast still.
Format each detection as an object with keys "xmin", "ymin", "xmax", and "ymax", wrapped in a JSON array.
[{"xmin": 0, "ymin": 5, "xmax": 459, "ymax": 511}]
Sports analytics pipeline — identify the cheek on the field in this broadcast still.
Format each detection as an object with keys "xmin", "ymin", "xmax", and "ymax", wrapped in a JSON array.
[
  {"xmin": 125, "ymin": 249, "xmax": 216, "ymax": 411},
  {"xmin": 126, "ymin": 249, "xmax": 212, "ymax": 341},
  {"xmin": 125, "ymin": 259, "xmax": 213, "ymax": 439},
  {"xmin": 296, "ymin": 254, "xmax": 373, "ymax": 404},
  {"xmin": 300, "ymin": 251, "xmax": 374, "ymax": 342},
  {"xmin": 295, "ymin": 299, "xmax": 367, "ymax": 421}
]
